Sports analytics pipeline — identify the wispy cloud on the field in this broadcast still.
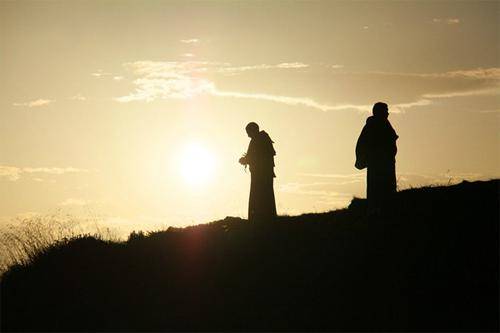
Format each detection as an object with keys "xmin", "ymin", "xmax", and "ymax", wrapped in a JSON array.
[
  {"xmin": 0, "ymin": 166, "xmax": 89, "ymax": 182},
  {"xmin": 440, "ymin": 68, "xmax": 500, "ymax": 79},
  {"xmin": 279, "ymin": 181, "xmax": 351, "ymax": 197},
  {"xmin": 69, "ymin": 94, "xmax": 86, "ymax": 101},
  {"xmin": 297, "ymin": 173, "xmax": 365, "ymax": 186},
  {"xmin": 361, "ymin": 67, "xmax": 500, "ymax": 110},
  {"xmin": 114, "ymin": 61, "xmax": 499, "ymax": 113},
  {"xmin": 477, "ymin": 109, "xmax": 500, "ymax": 114},
  {"xmin": 0, "ymin": 166, "xmax": 22, "ymax": 181},
  {"xmin": 115, "ymin": 60, "xmax": 329, "ymax": 110},
  {"xmin": 180, "ymin": 38, "xmax": 200, "ymax": 44},
  {"xmin": 91, "ymin": 69, "xmax": 112, "ymax": 78},
  {"xmin": 114, "ymin": 60, "xmax": 433, "ymax": 113},
  {"xmin": 278, "ymin": 181, "xmax": 354, "ymax": 208},
  {"xmin": 218, "ymin": 62, "xmax": 309, "ymax": 74},
  {"xmin": 13, "ymin": 99, "xmax": 53, "ymax": 107},
  {"xmin": 115, "ymin": 76, "xmax": 214, "ymax": 102},
  {"xmin": 303, "ymin": 99, "xmax": 432, "ymax": 113},
  {"xmin": 391, "ymin": 99, "xmax": 433, "ymax": 113},
  {"xmin": 422, "ymin": 86, "xmax": 499, "ymax": 99},
  {"xmin": 368, "ymin": 67, "xmax": 500, "ymax": 80},
  {"xmin": 433, "ymin": 18, "xmax": 460, "ymax": 25},
  {"xmin": 22, "ymin": 167, "xmax": 89, "ymax": 175},
  {"xmin": 298, "ymin": 173, "xmax": 364, "ymax": 179},
  {"xmin": 213, "ymin": 90, "xmax": 338, "ymax": 112}
]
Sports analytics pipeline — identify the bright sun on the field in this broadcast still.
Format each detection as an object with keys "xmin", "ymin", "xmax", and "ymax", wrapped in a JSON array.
[{"xmin": 179, "ymin": 143, "xmax": 216, "ymax": 186}]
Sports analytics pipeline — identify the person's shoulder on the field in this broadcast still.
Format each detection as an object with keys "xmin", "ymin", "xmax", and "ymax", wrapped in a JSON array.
[
  {"xmin": 259, "ymin": 131, "xmax": 271, "ymax": 140},
  {"xmin": 365, "ymin": 116, "xmax": 375, "ymax": 125}
]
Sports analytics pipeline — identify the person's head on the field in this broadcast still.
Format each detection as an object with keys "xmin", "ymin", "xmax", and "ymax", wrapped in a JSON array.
[
  {"xmin": 372, "ymin": 102, "xmax": 389, "ymax": 119},
  {"xmin": 245, "ymin": 122, "xmax": 259, "ymax": 138}
]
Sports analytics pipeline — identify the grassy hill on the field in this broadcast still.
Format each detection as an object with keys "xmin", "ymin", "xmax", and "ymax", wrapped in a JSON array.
[{"xmin": 1, "ymin": 180, "xmax": 498, "ymax": 332}]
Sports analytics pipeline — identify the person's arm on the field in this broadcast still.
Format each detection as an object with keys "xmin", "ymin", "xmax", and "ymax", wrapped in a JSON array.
[
  {"xmin": 239, "ymin": 141, "xmax": 254, "ymax": 165},
  {"xmin": 389, "ymin": 123, "xmax": 399, "ymax": 157},
  {"xmin": 355, "ymin": 123, "xmax": 370, "ymax": 169}
]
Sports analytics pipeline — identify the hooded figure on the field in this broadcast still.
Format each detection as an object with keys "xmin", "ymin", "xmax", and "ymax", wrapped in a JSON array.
[
  {"xmin": 356, "ymin": 102, "xmax": 398, "ymax": 210},
  {"xmin": 239, "ymin": 122, "xmax": 277, "ymax": 222}
]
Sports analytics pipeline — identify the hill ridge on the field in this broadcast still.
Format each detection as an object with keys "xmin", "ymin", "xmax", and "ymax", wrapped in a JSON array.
[{"xmin": 1, "ymin": 180, "xmax": 499, "ymax": 331}]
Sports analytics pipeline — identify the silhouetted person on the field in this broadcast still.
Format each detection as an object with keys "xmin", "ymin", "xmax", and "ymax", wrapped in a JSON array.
[
  {"xmin": 355, "ymin": 102, "xmax": 398, "ymax": 212},
  {"xmin": 239, "ymin": 122, "xmax": 277, "ymax": 223}
]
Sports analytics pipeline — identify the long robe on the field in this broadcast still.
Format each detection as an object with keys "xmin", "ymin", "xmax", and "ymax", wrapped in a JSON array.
[
  {"xmin": 356, "ymin": 116, "xmax": 398, "ymax": 209},
  {"xmin": 242, "ymin": 131, "xmax": 277, "ymax": 222}
]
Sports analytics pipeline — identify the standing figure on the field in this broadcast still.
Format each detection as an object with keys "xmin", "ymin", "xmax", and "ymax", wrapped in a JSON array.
[
  {"xmin": 239, "ymin": 122, "xmax": 277, "ymax": 223},
  {"xmin": 355, "ymin": 102, "xmax": 399, "ymax": 211}
]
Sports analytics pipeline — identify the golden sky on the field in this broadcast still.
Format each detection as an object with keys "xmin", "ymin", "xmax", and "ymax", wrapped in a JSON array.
[{"xmin": 1, "ymin": 1, "xmax": 498, "ymax": 233}]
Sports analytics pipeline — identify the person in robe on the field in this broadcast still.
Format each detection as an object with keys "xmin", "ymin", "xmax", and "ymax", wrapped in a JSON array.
[
  {"xmin": 355, "ymin": 102, "xmax": 399, "ymax": 212},
  {"xmin": 239, "ymin": 122, "xmax": 277, "ymax": 223}
]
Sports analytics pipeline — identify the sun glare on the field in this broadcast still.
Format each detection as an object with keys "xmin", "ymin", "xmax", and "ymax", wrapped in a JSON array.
[{"xmin": 179, "ymin": 143, "xmax": 216, "ymax": 186}]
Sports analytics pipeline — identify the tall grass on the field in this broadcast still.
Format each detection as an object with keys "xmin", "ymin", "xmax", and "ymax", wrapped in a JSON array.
[{"xmin": 0, "ymin": 213, "xmax": 118, "ymax": 275}]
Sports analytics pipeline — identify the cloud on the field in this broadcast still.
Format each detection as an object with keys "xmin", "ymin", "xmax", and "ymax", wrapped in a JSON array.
[
  {"xmin": 115, "ymin": 60, "xmax": 436, "ymax": 113},
  {"xmin": 113, "ymin": 76, "xmax": 124, "ymax": 81},
  {"xmin": 359, "ymin": 67, "xmax": 500, "ymax": 110},
  {"xmin": 440, "ymin": 68, "xmax": 500, "ymax": 80},
  {"xmin": 0, "ymin": 166, "xmax": 89, "ymax": 181},
  {"xmin": 115, "ymin": 62, "xmax": 340, "ymax": 111},
  {"xmin": 433, "ymin": 18, "xmax": 460, "ymax": 25},
  {"xmin": 69, "ymin": 94, "xmax": 86, "ymax": 101},
  {"xmin": 477, "ymin": 109, "xmax": 500, "ymax": 114},
  {"xmin": 278, "ymin": 181, "xmax": 354, "ymax": 208},
  {"xmin": 22, "ymin": 167, "xmax": 89, "ymax": 175},
  {"xmin": 368, "ymin": 67, "xmax": 500, "ymax": 80},
  {"xmin": 0, "ymin": 166, "xmax": 22, "ymax": 181},
  {"xmin": 115, "ymin": 76, "xmax": 215, "ymax": 102},
  {"xmin": 422, "ymin": 86, "xmax": 499, "ymax": 99},
  {"xmin": 13, "ymin": 99, "xmax": 53, "ymax": 107},
  {"xmin": 119, "ymin": 60, "xmax": 309, "ymax": 77},
  {"xmin": 182, "ymin": 53, "xmax": 195, "ymax": 58},
  {"xmin": 213, "ymin": 90, "xmax": 339, "ymax": 112},
  {"xmin": 279, "ymin": 181, "xmax": 351, "ymax": 197},
  {"xmin": 276, "ymin": 62, "xmax": 309, "ymax": 69},
  {"xmin": 297, "ymin": 173, "xmax": 364, "ymax": 186},
  {"xmin": 180, "ymin": 38, "xmax": 200, "ymax": 44},
  {"xmin": 115, "ymin": 61, "xmax": 499, "ymax": 113},
  {"xmin": 391, "ymin": 99, "xmax": 433, "ymax": 113},
  {"xmin": 219, "ymin": 62, "xmax": 309, "ymax": 74},
  {"xmin": 115, "ymin": 61, "xmax": 328, "ymax": 110},
  {"xmin": 298, "ymin": 173, "xmax": 364, "ymax": 179},
  {"xmin": 91, "ymin": 69, "xmax": 112, "ymax": 78},
  {"xmin": 300, "ymin": 99, "xmax": 431, "ymax": 113}
]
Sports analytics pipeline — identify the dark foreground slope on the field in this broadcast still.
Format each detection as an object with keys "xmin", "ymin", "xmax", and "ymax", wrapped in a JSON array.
[{"xmin": 1, "ymin": 180, "xmax": 498, "ymax": 332}]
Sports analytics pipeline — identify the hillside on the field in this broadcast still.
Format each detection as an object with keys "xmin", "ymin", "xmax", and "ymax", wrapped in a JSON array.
[{"xmin": 1, "ymin": 180, "xmax": 498, "ymax": 332}]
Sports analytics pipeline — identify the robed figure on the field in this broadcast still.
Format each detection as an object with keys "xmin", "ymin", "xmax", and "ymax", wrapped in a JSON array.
[
  {"xmin": 355, "ymin": 102, "xmax": 398, "ymax": 211},
  {"xmin": 239, "ymin": 122, "xmax": 277, "ymax": 223}
]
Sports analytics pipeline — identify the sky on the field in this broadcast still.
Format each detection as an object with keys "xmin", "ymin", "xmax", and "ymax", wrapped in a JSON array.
[{"xmin": 0, "ymin": 1, "xmax": 498, "ymax": 235}]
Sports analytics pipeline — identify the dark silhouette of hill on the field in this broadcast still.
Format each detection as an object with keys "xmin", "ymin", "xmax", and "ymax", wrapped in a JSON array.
[{"xmin": 1, "ymin": 180, "xmax": 498, "ymax": 332}]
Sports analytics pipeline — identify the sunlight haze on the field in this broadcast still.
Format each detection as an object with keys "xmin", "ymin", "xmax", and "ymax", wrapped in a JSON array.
[{"xmin": 1, "ymin": 1, "xmax": 498, "ymax": 234}]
